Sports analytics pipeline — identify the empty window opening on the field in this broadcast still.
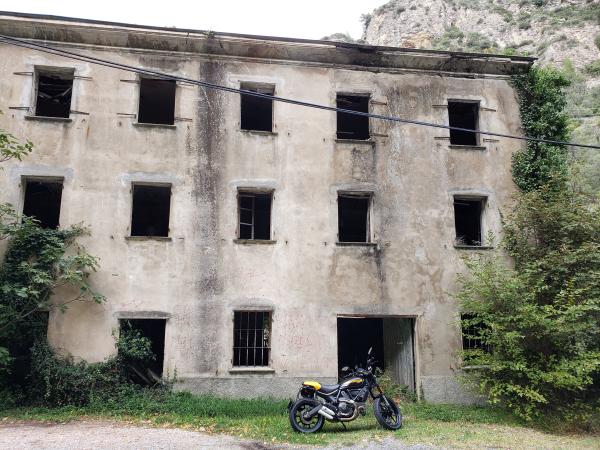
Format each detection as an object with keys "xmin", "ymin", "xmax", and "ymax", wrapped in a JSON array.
[
  {"xmin": 337, "ymin": 317, "xmax": 415, "ymax": 392},
  {"xmin": 22, "ymin": 180, "xmax": 63, "ymax": 229},
  {"xmin": 119, "ymin": 319, "xmax": 166, "ymax": 385},
  {"xmin": 448, "ymin": 101, "xmax": 479, "ymax": 146},
  {"xmin": 233, "ymin": 311, "xmax": 271, "ymax": 367},
  {"xmin": 338, "ymin": 193, "xmax": 371, "ymax": 243},
  {"xmin": 454, "ymin": 197, "xmax": 484, "ymax": 246},
  {"xmin": 240, "ymin": 84, "xmax": 274, "ymax": 132},
  {"xmin": 35, "ymin": 69, "xmax": 74, "ymax": 118},
  {"xmin": 131, "ymin": 184, "xmax": 171, "ymax": 237},
  {"xmin": 138, "ymin": 78, "xmax": 176, "ymax": 125},
  {"xmin": 337, "ymin": 94, "xmax": 370, "ymax": 140},
  {"xmin": 238, "ymin": 192, "xmax": 272, "ymax": 240}
]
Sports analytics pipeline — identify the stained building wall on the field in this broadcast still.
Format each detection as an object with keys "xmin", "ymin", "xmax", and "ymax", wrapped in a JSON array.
[{"xmin": 0, "ymin": 14, "xmax": 528, "ymax": 402}]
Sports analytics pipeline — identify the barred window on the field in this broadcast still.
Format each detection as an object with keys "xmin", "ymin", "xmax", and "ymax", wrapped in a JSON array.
[
  {"xmin": 461, "ymin": 313, "xmax": 490, "ymax": 352},
  {"xmin": 233, "ymin": 311, "xmax": 271, "ymax": 367}
]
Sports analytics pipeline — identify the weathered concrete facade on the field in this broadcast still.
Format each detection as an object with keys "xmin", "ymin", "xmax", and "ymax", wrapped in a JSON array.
[{"xmin": 0, "ymin": 13, "xmax": 533, "ymax": 402}]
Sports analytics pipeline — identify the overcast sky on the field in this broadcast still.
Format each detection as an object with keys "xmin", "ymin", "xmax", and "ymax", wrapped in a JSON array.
[{"xmin": 0, "ymin": 1, "xmax": 388, "ymax": 40}]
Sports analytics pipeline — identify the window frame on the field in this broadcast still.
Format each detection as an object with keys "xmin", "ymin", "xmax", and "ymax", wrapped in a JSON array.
[
  {"xmin": 337, "ymin": 191, "xmax": 373, "ymax": 244},
  {"xmin": 239, "ymin": 82, "xmax": 275, "ymax": 133},
  {"xmin": 232, "ymin": 310, "xmax": 273, "ymax": 368},
  {"xmin": 136, "ymin": 76, "xmax": 177, "ymax": 126},
  {"xmin": 336, "ymin": 92, "xmax": 371, "ymax": 141},
  {"xmin": 236, "ymin": 189, "xmax": 274, "ymax": 241},
  {"xmin": 447, "ymin": 100, "xmax": 481, "ymax": 147},
  {"xmin": 129, "ymin": 182, "xmax": 172, "ymax": 238},
  {"xmin": 33, "ymin": 66, "xmax": 75, "ymax": 119},
  {"xmin": 453, "ymin": 195, "xmax": 486, "ymax": 247},
  {"xmin": 21, "ymin": 176, "xmax": 64, "ymax": 229}
]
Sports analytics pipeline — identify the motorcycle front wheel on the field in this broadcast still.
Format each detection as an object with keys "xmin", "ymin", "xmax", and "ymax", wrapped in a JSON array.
[
  {"xmin": 374, "ymin": 395, "xmax": 403, "ymax": 430},
  {"xmin": 289, "ymin": 398, "xmax": 325, "ymax": 433}
]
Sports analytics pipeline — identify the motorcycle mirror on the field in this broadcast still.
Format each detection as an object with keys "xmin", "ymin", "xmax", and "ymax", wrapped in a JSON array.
[
  {"xmin": 367, "ymin": 347, "xmax": 372, "ymax": 355},
  {"xmin": 341, "ymin": 366, "xmax": 349, "ymax": 371}
]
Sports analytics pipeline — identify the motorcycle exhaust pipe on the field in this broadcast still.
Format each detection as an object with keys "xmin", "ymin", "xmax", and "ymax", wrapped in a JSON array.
[
  {"xmin": 318, "ymin": 406, "xmax": 335, "ymax": 420},
  {"xmin": 304, "ymin": 404, "xmax": 322, "ymax": 419}
]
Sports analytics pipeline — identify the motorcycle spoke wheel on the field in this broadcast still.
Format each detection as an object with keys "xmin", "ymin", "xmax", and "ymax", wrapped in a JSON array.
[
  {"xmin": 374, "ymin": 396, "xmax": 402, "ymax": 430},
  {"xmin": 291, "ymin": 401, "xmax": 324, "ymax": 433}
]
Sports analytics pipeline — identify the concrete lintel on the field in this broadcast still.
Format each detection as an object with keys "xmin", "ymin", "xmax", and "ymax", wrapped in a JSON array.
[
  {"xmin": 10, "ymin": 164, "xmax": 74, "ymax": 184},
  {"xmin": 120, "ymin": 171, "xmax": 182, "ymax": 187},
  {"xmin": 114, "ymin": 311, "xmax": 171, "ymax": 319},
  {"xmin": 229, "ymin": 179, "xmax": 279, "ymax": 191}
]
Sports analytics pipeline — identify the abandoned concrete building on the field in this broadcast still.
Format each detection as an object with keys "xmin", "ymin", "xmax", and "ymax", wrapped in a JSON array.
[{"xmin": 0, "ymin": 12, "xmax": 534, "ymax": 402}]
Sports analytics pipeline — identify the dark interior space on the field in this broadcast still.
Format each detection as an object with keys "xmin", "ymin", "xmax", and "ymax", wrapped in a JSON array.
[
  {"xmin": 137, "ymin": 78, "xmax": 176, "ymax": 125},
  {"xmin": 131, "ymin": 185, "xmax": 171, "ymax": 237},
  {"xmin": 119, "ymin": 319, "xmax": 166, "ymax": 383},
  {"xmin": 233, "ymin": 311, "xmax": 271, "ymax": 366},
  {"xmin": 448, "ymin": 101, "xmax": 479, "ymax": 145},
  {"xmin": 337, "ymin": 317, "xmax": 384, "ymax": 377},
  {"xmin": 239, "ymin": 192, "xmax": 272, "ymax": 240},
  {"xmin": 337, "ymin": 94, "xmax": 370, "ymax": 140},
  {"xmin": 454, "ymin": 198, "xmax": 483, "ymax": 246},
  {"xmin": 240, "ymin": 85, "xmax": 274, "ymax": 132},
  {"xmin": 35, "ymin": 71, "xmax": 73, "ymax": 118},
  {"xmin": 461, "ymin": 313, "xmax": 490, "ymax": 352},
  {"xmin": 22, "ymin": 180, "xmax": 63, "ymax": 229},
  {"xmin": 338, "ymin": 194, "xmax": 370, "ymax": 243}
]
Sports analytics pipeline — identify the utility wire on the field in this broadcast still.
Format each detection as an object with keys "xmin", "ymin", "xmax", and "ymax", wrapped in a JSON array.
[{"xmin": 1, "ymin": 33, "xmax": 599, "ymax": 151}]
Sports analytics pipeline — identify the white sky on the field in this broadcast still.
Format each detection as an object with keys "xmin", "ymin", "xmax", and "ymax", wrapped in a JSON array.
[{"xmin": 0, "ymin": 0, "xmax": 388, "ymax": 40}]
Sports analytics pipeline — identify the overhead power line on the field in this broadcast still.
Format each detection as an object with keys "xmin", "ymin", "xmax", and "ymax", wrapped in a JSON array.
[{"xmin": 1, "ymin": 33, "xmax": 599, "ymax": 151}]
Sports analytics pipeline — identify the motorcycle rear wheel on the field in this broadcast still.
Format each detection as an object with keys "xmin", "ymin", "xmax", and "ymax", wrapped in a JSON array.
[
  {"xmin": 374, "ymin": 395, "xmax": 403, "ymax": 430},
  {"xmin": 289, "ymin": 398, "xmax": 325, "ymax": 433}
]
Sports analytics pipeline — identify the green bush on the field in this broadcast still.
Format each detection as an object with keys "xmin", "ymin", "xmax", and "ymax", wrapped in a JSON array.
[
  {"xmin": 595, "ymin": 35, "xmax": 600, "ymax": 50},
  {"xmin": 584, "ymin": 60, "xmax": 600, "ymax": 76}
]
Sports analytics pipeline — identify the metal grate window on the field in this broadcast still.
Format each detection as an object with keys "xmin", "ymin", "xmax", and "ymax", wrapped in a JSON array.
[
  {"xmin": 233, "ymin": 311, "xmax": 271, "ymax": 367},
  {"xmin": 461, "ymin": 313, "xmax": 491, "ymax": 352}
]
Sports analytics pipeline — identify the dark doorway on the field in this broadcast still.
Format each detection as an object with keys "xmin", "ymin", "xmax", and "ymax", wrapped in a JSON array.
[
  {"xmin": 138, "ymin": 78, "xmax": 176, "ymax": 125},
  {"xmin": 22, "ymin": 179, "xmax": 63, "ymax": 229},
  {"xmin": 337, "ymin": 317, "xmax": 415, "ymax": 391},
  {"xmin": 119, "ymin": 319, "xmax": 166, "ymax": 383}
]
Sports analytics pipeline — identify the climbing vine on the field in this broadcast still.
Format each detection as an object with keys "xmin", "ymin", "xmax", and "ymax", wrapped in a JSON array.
[{"xmin": 511, "ymin": 66, "xmax": 571, "ymax": 193}]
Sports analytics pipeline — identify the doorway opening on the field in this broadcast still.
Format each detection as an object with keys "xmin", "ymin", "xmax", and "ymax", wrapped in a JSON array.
[
  {"xmin": 118, "ymin": 319, "xmax": 166, "ymax": 385},
  {"xmin": 337, "ymin": 317, "xmax": 415, "ymax": 392}
]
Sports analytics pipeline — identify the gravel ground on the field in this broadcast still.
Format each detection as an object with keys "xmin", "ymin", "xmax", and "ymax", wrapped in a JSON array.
[{"xmin": 0, "ymin": 421, "xmax": 435, "ymax": 450}]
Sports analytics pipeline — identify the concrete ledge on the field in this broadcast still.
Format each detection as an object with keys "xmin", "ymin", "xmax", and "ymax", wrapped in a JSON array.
[
  {"xmin": 233, "ymin": 239, "xmax": 276, "ymax": 245},
  {"xmin": 125, "ymin": 236, "xmax": 172, "ymax": 241},
  {"xmin": 454, "ymin": 245, "xmax": 494, "ymax": 250},
  {"xmin": 335, "ymin": 138, "xmax": 375, "ymax": 146},
  {"xmin": 449, "ymin": 145, "xmax": 487, "ymax": 151},
  {"xmin": 240, "ymin": 129, "xmax": 278, "ymax": 136},
  {"xmin": 228, "ymin": 367, "xmax": 275, "ymax": 374},
  {"xmin": 336, "ymin": 242, "xmax": 377, "ymax": 247},
  {"xmin": 114, "ymin": 310, "xmax": 171, "ymax": 319},
  {"xmin": 133, "ymin": 122, "xmax": 176, "ymax": 129},
  {"xmin": 25, "ymin": 115, "xmax": 72, "ymax": 122},
  {"xmin": 174, "ymin": 376, "xmax": 337, "ymax": 398}
]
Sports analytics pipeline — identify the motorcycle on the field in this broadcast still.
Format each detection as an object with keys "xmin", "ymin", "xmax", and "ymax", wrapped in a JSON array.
[{"xmin": 288, "ymin": 347, "xmax": 403, "ymax": 433}]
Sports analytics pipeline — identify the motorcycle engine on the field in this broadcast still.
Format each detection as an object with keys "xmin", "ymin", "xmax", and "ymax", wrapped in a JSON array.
[{"xmin": 337, "ymin": 400, "xmax": 356, "ymax": 418}]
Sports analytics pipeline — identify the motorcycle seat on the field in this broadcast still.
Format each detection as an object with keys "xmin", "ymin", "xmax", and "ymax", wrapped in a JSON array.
[{"xmin": 318, "ymin": 384, "xmax": 340, "ymax": 394}]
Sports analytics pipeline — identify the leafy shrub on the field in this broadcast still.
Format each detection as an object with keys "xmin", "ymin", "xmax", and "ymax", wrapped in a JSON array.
[
  {"xmin": 595, "ymin": 35, "xmax": 600, "ymax": 50},
  {"xmin": 375, "ymin": 368, "xmax": 416, "ymax": 402},
  {"xmin": 584, "ymin": 60, "xmax": 600, "ymax": 76}
]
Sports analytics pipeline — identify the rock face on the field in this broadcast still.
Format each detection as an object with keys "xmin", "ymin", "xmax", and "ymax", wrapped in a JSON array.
[{"xmin": 363, "ymin": 0, "xmax": 599, "ymax": 69}]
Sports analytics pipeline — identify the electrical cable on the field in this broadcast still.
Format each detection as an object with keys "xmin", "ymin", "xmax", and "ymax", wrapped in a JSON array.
[{"xmin": 1, "ymin": 33, "xmax": 599, "ymax": 150}]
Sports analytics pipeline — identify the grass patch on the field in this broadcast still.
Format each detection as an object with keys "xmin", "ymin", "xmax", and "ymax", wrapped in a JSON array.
[{"xmin": 1, "ymin": 391, "xmax": 599, "ymax": 448}]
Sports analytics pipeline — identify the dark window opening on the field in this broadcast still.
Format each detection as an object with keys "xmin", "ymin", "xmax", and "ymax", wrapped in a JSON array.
[
  {"xmin": 448, "ymin": 101, "xmax": 479, "ymax": 146},
  {"xmin": 461, "ymin": 313, "xmax": 491, "ymax": 353},
  {"xmin": 337, "ymin": 317, "xmax": 415, "ymax": 391},
  {"xmin": 35, "ymin": 70, "xmax": 74, "ymax": 118},
  {"xmin": 337, "ymin": 94, "xmax": 369, "ymax": 140},
  {"xmin": 238, "ymin": 192, "xmax": 272, "ymax": 240},
  {"xmin": 338, "ymin": 193, "xmax": 371, "ymax": 243},
  {"xmin": 138, "ymin": 78, "xmax": 176, "ymax": 125},
  {"xmin": 454, "ymin": 197, "xmax": 484, "ymax": 246},
  {"xmin": 233, "ymin": 311, "xmax": 271, "ymax": 367},
  {"xmin": 131, "ymin": 185, "xmax": 171, "ymax": 237},
  {"xmin": 119, "ymin": 319, "xmax": 166, "ymax": 384},
  {"xmin": 23, "ymin": 180, "xmax": 63, "ymax": 229},
  {"xmin": 241, "ymin": 84, "xmax": 274, "ymax": 132}
]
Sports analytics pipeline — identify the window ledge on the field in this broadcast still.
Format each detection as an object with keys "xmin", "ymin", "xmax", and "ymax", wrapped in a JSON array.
[
  {"xmin": 125, "ymin": 236, "xmax": 172, "ymax": 242},
  {"xmin": 233, "ymin": 239, "xmax": 277, "ymax": 245},
  {"xmin": 454, "ymin": 245, "xmax": 493, "ymax": 250},
  {"xmin": 240, "ymin": 129, "xmax": 278, "ymax": 136},
  {"xmin": 25, "ymin": 115, "xmax": 72, "ymax": 123},
  {"xmin": 449, "ymin": 145, "xmax": 487, "ymax": 151},
  {"xmin": 336, "ymin": 242, "xmax": 377, "ymax": 247},
  {"xmin": 133, "ymin": 122, "xmax": 177, "ymax": 129},
  {"xmin": 461, "ymin": 365, "xmax": 490, "ymax": 371},
  {"xmin": 229, "ymin": 367, "xmax": 275, "ymax": 374},
  {"xmin": 335, "ymin": 138, "xmax": 375, "ymax": 146}
]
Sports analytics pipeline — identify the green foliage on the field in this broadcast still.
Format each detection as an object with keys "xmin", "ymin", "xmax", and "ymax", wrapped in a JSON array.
[
  {"xmin": 595, "ymin": 35, "xmax": 600, "ymax": 50},
  {"xmin": 457, "ymin": 185, "xmax": 600, "ymax": 421},
  {"xmin": 375, "ymin": 368, "xmax": 416, "ymax": 402},
  {"xmin": 511, "ymin": 67, "xmax": 571, "ymax": 192},
  {"xmin": 0, "ymin": 205, "xmax": 104, "ymax": 379},
  {"xmin": 0, "ymin": 116, "xmax": 33, "ymax": 165},
  {"xmin": 584, "ymin": 60, "xmax": 600, "ymax": 76}
]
